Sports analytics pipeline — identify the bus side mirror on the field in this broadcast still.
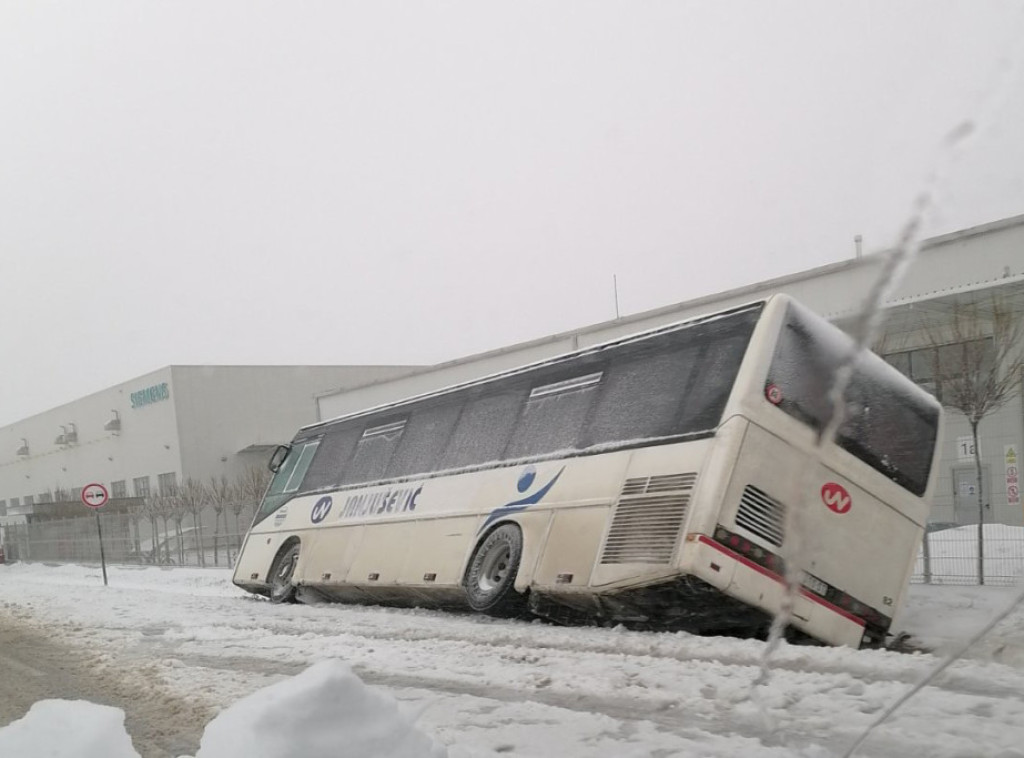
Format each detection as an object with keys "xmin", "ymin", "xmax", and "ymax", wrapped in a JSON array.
[{"xmin": 268, "ymin": 444, "xmax": 291, "ymax": 473}]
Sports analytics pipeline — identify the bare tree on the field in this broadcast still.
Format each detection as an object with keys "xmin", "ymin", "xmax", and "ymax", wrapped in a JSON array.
[
  {"xmin": 138, "ymin": 495, "xmax": 164, "ymax": 564},
  {"xmin": 179, "ymin": 478, "xmax": 209, "ymax": 567},
  {"xmin": 148, "ymin": 494, "xmax": 177, "ymax": 564},
  {"xmin": 126, "ymin": 496, "xmax": 144, "ymax": 558},
  {"xmin": 146, "ymin": 494, "xmax": 164, "ymax": 563},
  {"xmin": 233, "ymin": 465, "xmax": 270, "ymax": 546},
  {"xmin": 160, "ymin": 492, "xmax": 187, "ymax": 565},
  {"xmin": 923, "ymin": 295, "xmax": 1024, "ymax": 584},
  {"xmin": 208, "ymin": 475, "xmax": 235, "ymax": 566}
]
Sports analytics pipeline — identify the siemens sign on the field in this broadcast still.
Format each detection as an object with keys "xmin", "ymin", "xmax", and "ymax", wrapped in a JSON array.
[{"xmin": 131, "ymin": 382, "xmax": 170, "ymax": 408}]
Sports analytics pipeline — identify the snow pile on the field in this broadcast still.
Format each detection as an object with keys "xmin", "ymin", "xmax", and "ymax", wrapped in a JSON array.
[
  {"xmin": 194, "ymin": 659, "xmax": 448, "ymax": 758},
  {"xmin": 915, "ymin": 523, "xmax": 1024, "ymax": 585},
  {"xmin": 0, "ymin": 700, "xmax": 140, "ymax": 758},
  {"xmin": 0, "ymin": 662, "xmax": 448, "ymax": 758}
]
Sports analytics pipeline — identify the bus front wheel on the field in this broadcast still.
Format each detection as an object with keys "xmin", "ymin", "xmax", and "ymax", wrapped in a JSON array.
[
  {"xmin": 464, "ymin": 524, "xmax": 527, "ymax": 616},
  {"xmin": 269, "ymin": 541, "xmax": 300, "ymax": 604}
]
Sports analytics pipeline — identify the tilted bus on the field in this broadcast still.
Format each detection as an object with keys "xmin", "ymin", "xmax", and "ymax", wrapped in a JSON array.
[{"xmin": 233, "ymin": 294, "xmax": 942, "ymax": 647}]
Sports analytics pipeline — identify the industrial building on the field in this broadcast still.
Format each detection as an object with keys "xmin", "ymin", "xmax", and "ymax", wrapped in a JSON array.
[{"xmin": 0, "ymin": 365, "xmax": 412, "ymax": 521}]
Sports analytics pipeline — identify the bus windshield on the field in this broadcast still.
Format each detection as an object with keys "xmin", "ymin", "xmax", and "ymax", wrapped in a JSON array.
[
  {"xmin": 255, "ymin": 438, "xmax": 321, "ymax": 523},
  {"xmin": 768, "ymin": 302, "xmax": 940, "ymax": 496}
]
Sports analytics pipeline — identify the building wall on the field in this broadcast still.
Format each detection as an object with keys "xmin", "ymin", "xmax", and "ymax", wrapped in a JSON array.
[
  {"xmin": 172, "ymin": 365, "xmax": 414, "ymax": 484},
  {"xmin": 0, "ymin": 364, "xmax": 414, "ymax": 515},
  {"xmin": 319, "ymin": 216, "xmax": 1024, "ymax": 422},
  {"xmin": 0, "ymin": 367, "xmax": 181, "ymax": 512},
  {"xmin": 928, "ymin": 390, "xmax": 1023, "ymax": 526},
  {"xmin": 317, "ymin": 338, "xmax": 583, "ymax": 423}
]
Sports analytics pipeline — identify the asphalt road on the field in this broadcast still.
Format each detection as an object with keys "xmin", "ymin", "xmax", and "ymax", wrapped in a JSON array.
[{"xmin": 0, "ymin": 610, "xmax": 213, "ymax": 758}]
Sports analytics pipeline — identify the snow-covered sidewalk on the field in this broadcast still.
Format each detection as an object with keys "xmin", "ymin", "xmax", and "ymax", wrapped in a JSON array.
[{"xmin": 2, "ymin": 562, "xmax": 1023, "ymax": 757}]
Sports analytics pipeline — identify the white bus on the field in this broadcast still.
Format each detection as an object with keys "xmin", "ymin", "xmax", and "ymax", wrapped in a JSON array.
[{"xmin": 233, "ymin": 295, "xmax": 942, "ymax": 647}]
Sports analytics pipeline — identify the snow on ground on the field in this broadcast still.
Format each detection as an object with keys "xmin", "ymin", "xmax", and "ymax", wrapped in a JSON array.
[
  {"xmin": 0, "ymin": 699, "xmax": 140, "ymax": 758},
  {"xmin": 2, "ymin": 562, "xmax": 1024, "ymax": 757},
  {"xmin": 194, "ymin": 659, "xmax": 449, "ymax": 758}
]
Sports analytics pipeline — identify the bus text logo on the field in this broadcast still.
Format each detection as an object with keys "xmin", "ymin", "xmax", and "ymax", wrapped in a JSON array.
[
  {"xmin": 340, "ymin": 485, "xmax": 422, "ymax": 519},
  {"xmin": 311, "ymin": 496, "xmax": 333, "ymax": 524},
  {"xmin": 821, "ymin": 483, "xmax": 851, "ymax": 514}
]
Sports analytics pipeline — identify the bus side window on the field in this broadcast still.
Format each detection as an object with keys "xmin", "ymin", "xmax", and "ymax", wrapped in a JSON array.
[
  {"xmin": 386, "ymin": 402, "xmax": 461, "ymax": 479},
  {"xmin": 340, "ymin": 419, "xmax": 407, "ymax": 485},
  {"xmin": 439, "ymin": 391, "xmax": 524, "ymax": 470},
  {"xmin": 303, "ymin": 427, "xmax": 360, "ymax": 491},
  {"xmin": 504, "ymin": 372, "xmax": 602, "ymax": 459},
  {"xmin": 583, "ymin": 346, "xmax": 698, "ymax": 447},
  {"xmin": 674, "ymin": 332, "xmax": 750, "ymax": 433}
]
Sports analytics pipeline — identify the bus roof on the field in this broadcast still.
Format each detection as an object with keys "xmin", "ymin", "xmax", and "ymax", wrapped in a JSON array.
[{"xmin": 299, "ymin": 296, "xmax": 779, "ymax": 436}]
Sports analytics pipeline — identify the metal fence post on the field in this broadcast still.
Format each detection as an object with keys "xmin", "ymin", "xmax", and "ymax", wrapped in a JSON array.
[{"xmin": 921, "ymin": 529, "xmax": 932, "ymax": 584}]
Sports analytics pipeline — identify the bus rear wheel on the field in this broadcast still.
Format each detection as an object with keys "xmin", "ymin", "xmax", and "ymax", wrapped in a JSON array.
[
  {"xmin": 269, "ymin": 542, "xmax": 300, "ymax": 604},
  {"xmin": 465, "ymin": 524, "xmax": 527, "ymax": 616}
]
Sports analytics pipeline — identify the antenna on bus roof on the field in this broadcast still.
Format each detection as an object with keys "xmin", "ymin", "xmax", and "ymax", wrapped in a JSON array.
[
  {"xmin": 613, "ymin": 274, "xmax": 621, "ymax": 319},
  {"xmin": 854, "ymin": 234, "xmax": 863, "ymax": 259}
]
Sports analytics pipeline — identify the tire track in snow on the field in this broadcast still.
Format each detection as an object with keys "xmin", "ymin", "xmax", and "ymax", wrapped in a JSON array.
[{"xmin": 164, "ymin": 600, "xmax": 1024, "ymax": 703}]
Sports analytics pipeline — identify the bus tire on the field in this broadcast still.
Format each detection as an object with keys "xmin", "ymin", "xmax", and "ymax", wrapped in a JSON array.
[
  {"xmin": 268, "ymin": 541, "xmax": 300, "ymax": 604},
  {"xmin": 464, "ymin": 524, "xmax": 527, "ymax": 616}
]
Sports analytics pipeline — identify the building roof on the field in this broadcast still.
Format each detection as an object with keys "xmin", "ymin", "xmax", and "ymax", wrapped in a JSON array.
[{"xmin": 324, "ymin": 212, "xmax": 1024, "ymax": 398}]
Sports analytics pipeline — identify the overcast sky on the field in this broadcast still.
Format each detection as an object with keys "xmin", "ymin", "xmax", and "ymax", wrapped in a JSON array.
[{"xmin": 2, "ymin": 1, "xmax": 1023, "ymax": 426}]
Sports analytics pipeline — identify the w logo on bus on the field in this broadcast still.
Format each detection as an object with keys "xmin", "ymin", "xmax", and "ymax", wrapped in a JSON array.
[
  {"xmin": 311, "ymin": 496, "xmax": 333, "ymax": 524},
  {"xmin": 821, "ymin": 483, "xmax": 852, "ymax": 515}
]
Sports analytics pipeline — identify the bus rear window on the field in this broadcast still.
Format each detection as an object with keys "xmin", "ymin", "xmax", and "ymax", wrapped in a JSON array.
[{"xmin": 768, "ymin": 302, "xmax": 940, "ymax": 496}]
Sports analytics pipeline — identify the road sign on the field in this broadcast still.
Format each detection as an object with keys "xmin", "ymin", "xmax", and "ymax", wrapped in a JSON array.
[
  {"xmin": 81, "ymin": 483, "xmax": 109, "ymax": 509},
  {"xmin": 1008, "ymin": 445, "xmax": 1021, "ymax": 507},
  {"xmin": 81, "ymin": 483, "xmax": 111, "ymax": 586}
]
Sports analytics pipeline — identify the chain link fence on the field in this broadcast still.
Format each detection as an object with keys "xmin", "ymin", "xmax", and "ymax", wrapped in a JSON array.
[
  {"xmin": 912, "ymin": 523, "xmax": 1024, "ymax": 586},
  {"xmin": 1, "ymin": 503, "xmax": 256, "ymax": 569},
  {"xmin": 4, "ymin": 506, "xmax": 1023, "ymax": 585}
]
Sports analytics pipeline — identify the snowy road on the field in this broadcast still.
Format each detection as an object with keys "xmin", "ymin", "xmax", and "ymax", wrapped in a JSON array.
[
  {"xmin": 2, "ymin": 563, "xmax": 1024, "ymax": 758},
  {"xmin": 0, "ymin": 615, "xmax": 213, "ymax": 757}
]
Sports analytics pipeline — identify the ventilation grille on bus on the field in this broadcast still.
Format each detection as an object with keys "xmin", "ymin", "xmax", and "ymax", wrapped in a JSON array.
[
  {"xmin": 600, "ymin": 473, "xmax": 697, "ymax": 564},
  {"xmin": 619, "ymin": 473, "xmax": 697, "ymax": 496},
  {"xmin": 735, "ymin": 485, "xmax": 786, "ymax": 547}
]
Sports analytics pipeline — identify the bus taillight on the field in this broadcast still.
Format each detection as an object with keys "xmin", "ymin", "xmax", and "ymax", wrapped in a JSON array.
[{"xmin": 707, "ymin": 524, "xmax": 892, "ymax": 633}]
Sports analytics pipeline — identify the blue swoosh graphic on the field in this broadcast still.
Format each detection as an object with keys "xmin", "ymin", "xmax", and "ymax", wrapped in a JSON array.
[{"xmin": 478, "ymin": 467, "xmax": 565, "ymax": 533}]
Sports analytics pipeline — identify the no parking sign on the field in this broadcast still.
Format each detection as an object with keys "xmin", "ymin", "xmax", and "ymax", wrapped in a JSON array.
[
  {"xmin": 81, "ymin": 482, "xmax": 110, "ymax": 585},
  {"xmin": 81, "ymin": 483, "xmax": 109, "ymax": 509}
]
